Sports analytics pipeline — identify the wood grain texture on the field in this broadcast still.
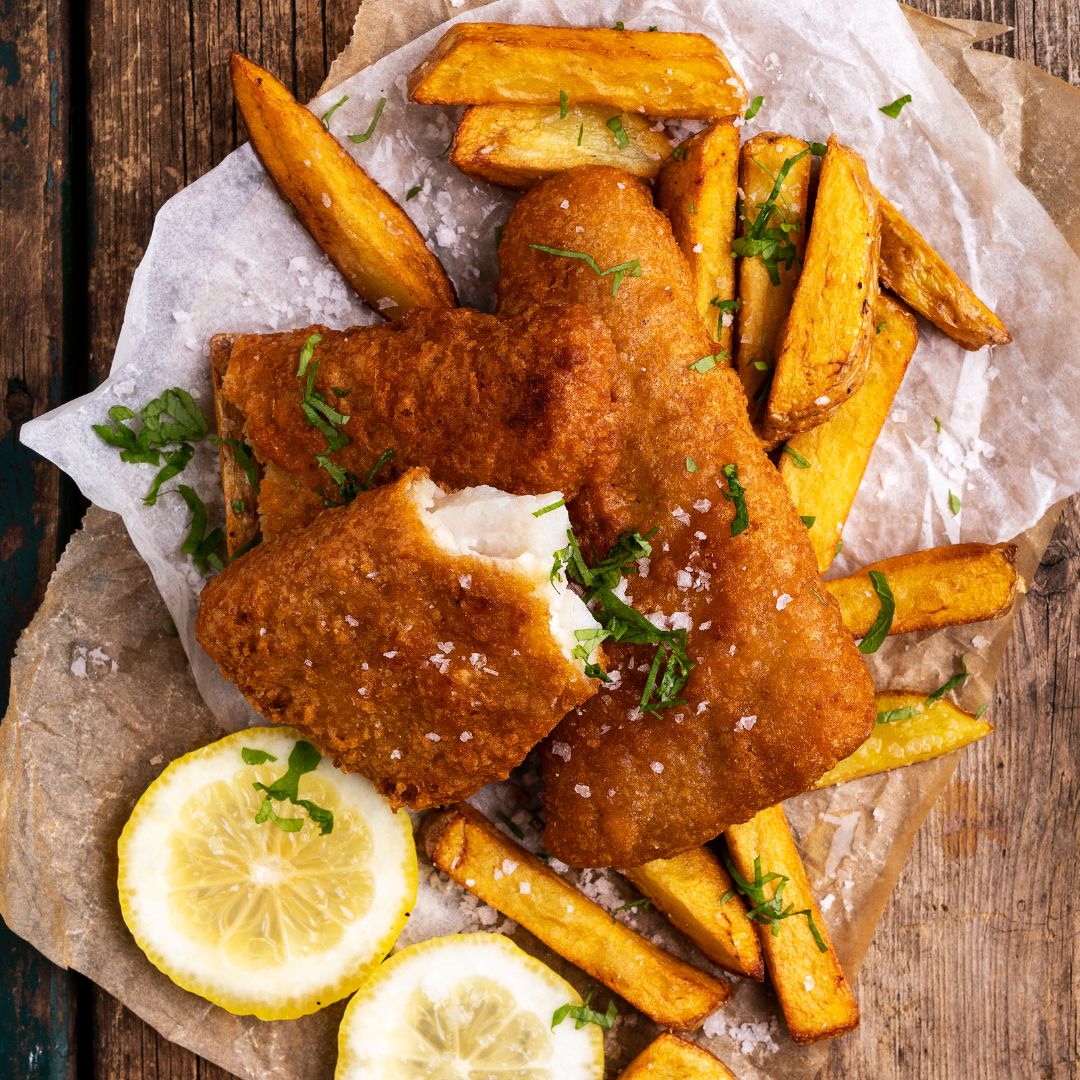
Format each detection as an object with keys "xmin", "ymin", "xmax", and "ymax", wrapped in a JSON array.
[{"xmin": 0, "ymin": 1, "xmax": 1075, "ymax": 1078}]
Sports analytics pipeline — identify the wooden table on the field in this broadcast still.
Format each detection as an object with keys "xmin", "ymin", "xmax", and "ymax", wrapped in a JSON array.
[{"xmin": 1, "ymin": 1, "xmax": 1076, "ymax": 1076}]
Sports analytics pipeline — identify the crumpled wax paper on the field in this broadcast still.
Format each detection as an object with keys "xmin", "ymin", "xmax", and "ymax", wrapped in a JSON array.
[{"xmin": 6, "ymin": 0, "xmax": 1080, "ymax": 1077}]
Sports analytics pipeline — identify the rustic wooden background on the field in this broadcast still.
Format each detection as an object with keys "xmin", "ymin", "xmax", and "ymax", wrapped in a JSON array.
[{"xmin": 1, "ymin": 0, "xmax": 1076, "ymax": 1076}]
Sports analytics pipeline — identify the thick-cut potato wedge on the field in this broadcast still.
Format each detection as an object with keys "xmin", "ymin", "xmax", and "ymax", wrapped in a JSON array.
[
  {"xmin": 617, "ymin": 1032, "xmax": 739, "ymax": 1079},
  {"xmin": 826, "ymin": 542, "xmax": 1021, "ymax": 638},
  {"xmin": 816, "ymin": 692, "xmax": 993, "ymax": 788},
  {"xmin": 408, "ymin": 24, "xmax": 747, "ymax": 119},
  {"xmin": 781, "ymin": 296, "xmax": 918, "ymax": 572},
  {"xmin": 762, "ymin": 136, "xmax": 879, "ymax": 443},
  {"xmin": 724, "ymin": 805, "xmax": 859, "ymax": 1044},
  {"xmin": 656, "ymin": 121, "xmax": 740, "ymax": 353},
  {"xmin": 230, "ymin": 53, "xmax": 455, "ymax": 320},
  {"xmin": 450, "ymin": 104, "xmax": 673, "ymax": 188},
  {"xmin": 421, "ymin": 804, "xmax": 732, "ymax": 1030},
  {"xmin": 734, "ymin": 133, "xmax": 812, "ymax": 418},
  {"xmin": 625, "ymin": 847, "xmax": 764, "ymax": 980},
  {"xmin": 210, "ymin": 333, "xmax": 261, "ymax": 559},
  {"xmin": 877, "ymin": 192, "xmax": 1010, "ymax": 350}
]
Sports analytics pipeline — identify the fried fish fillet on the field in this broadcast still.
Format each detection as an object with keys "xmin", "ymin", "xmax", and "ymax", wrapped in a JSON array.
[
  {"xmin": 497, "ymin": 166, "xmax": 876, "ymax": 867},
  {"xmin": 196, "ymin": 468, "xmax": 600, "ymax": 808},
  {"xmin": 217, "ymin": 304, "xmax": 620, "ymax": 541}
]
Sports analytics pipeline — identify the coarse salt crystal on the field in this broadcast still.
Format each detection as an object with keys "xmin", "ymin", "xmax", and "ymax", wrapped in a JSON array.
[
  {"xmin": 425, "ymin": 732, "xmax": 441, "ymax": 742},
  {"xmin": 345, "ymin": 614, "xmax": 359, "ymax": 627},
  {"xmin": 692, "ymin": 242, "xmax": 703, "ymax": 253},
  {"xmin": 814, "ymin": 395, "xmax": 830, "ymax": 405},
  {"xmin": 972, "ymin": 634, "xmax": 990, "ymax": 648},
  {"xmin": 560, "ymin": 199, "xmax": 570, "ymax": 209},
  {"xmin": 551, "ymin": 741, "xmax": 571, "ymax": 761},
  {"xmin": 458, "ymin": 574, "xmax": 472, "ymax": 589},
  {"xmin": 696, "ymin": 701, "xmax": 710, "ymax": 714},
  {"xmin": 820, "ymin": 892, "xmax": 835, "ymax": 911},
  {"xmin": 459, "ymin": 731, "xmax": 473, "ymax": 742},
  {"xmin": 672, "ymin": 507, "xmax": 692, "ymax": 526},
  {"xmin": 804, "ymin": 975, "xmax": 815, "ymax": 992},
  {"xmin": 390, "ymin": 749, "xmax": 401, "ymax": 759},
  {"xmin": 520, "ymin": 881, "xmax": 532, "ymax": 894},
  {"xmin": 321, "ymin": 193, "xmax": 331, "ymax": 208},
  {"xmin": 776, "ymin": 593, "xmax": 793, "ymax": 611},
  {"xmin": 650, "ymin": 761, "xmax": 664, "ymax": 774},
  {"xmin": 699, "ymin": 620, "xmax": 712, "ymax": 630},
  {"xmin": 438, "ymin": 641, "xmax": 455, "ymax": 653},
  {"xmin": 735, "ymin": 715, "xmax": 757, "ymax": 731},
  {"xmin": 693, "ymin": 498, "xmax": 712, "ymax": 513},
  {"xmin": 384, "ymin": 650, "xmax": 398, "ymax": 659},
  {"xmin": 574, "ymin": 784, "xmax": 591, "ymax": 798}
]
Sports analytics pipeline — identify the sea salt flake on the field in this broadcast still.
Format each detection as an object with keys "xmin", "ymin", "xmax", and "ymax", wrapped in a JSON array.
[
  {"xmin": 574, "ymin": 784, "xmax": 592, "ymax": 798},
  {"xmin": 425, "ymin": 732, "xmax": 441, "ymax": 742},
  {"xmin": 672, "ymin": 506, "xmax": 692, "ymax": 526},
  {"xmin": 735, "ymin": 715, "xmax": 757, "ymax": 731},
  {"xmin": 344, "ymin": 614, "xmax": 359, "ymax": 627},
  {"xmin": 650, "ymin": 761, "xmax": 664, "ymax": 774},
  {"xmin": 693, "ymin": 498, "xmax": 712, "ymax": 513},
  {"xmin": 776, "ymin": 593, "xmax": 793, "ymax": 611},
  {"xmin": 551, "ymin": 741, "xmax": 571, "ymax": 761},
  {"xmin": 459, "ymin": 731, "xmax": 473, "ymax": 742}
]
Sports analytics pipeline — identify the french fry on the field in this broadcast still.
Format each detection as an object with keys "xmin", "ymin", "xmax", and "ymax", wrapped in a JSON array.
[
  {"xmin": 408, "ymin": 24, "xmax": 747, "ymax": 119},
  {"xmin": 617, "ymin": 1032, "xmax": 739, "ymax": 1079},
  {"xmin": 450, "ymin": 104, "xmax": 673, "ymax": 188},
  {"xmin": 734, "ymin": 133, "xmax": 812, "ymax": 418},
  {"xmin": 230, "ymin": 53, "xmax": 455, "ymax": 321},
  {"xmin": 780, "ymin": 295, "xmax": 918, "ymax": 572},
  {"xmin": 421, "ymin": 804, "xmax": 732, "ymax": 1030},
  {"xmin": 723, "ymin": 805, "xmax": 859, "ymax": 1044},
  {"xmin": 877, "ymin": 192, "xmax": 1011, "ymax": 350},
  {"xmin": 761, "ymin": 136, "xmax": 880, "ymax": 443},
  {"xmin": 826, "ymin": 542, "xmax": 1021, "ymax": 638},
  {"xmin": 815, "ymin": 692, "xmax": 993, "ymax": 788},
  {"xmin": 624, "ymin": 847, "xmax": 764, "ymax": 980},
  {"xmin": 656, "ymin": 121, "xmax": 740, "ymax": 353}
]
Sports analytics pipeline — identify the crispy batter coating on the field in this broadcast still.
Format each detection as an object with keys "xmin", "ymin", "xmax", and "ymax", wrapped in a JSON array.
[
  {"xmin": 220, "ymin": 304, "xmax": 619, "ymax": 536},
  {"xmin": 498, "ymin": 166, "xmax": 876, "ymax": 867},
  {"xmin": 195, "ymin": 469, "xmax": 596, "ymax": 809}
]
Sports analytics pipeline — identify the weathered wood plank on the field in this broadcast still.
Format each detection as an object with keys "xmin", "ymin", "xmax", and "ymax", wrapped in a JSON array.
[{"xmin": 0, "ymin": 0, "xmax": 80, "ymax": 1073}]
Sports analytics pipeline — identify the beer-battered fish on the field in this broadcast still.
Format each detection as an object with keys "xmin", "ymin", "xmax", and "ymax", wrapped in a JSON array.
[
  {"xmin": 217, "ymin": 304, "xmax": 620, "ymax": 542},
  {"xmin": 196, "ymin": 468, "xmax": 602, "ymax": 808},
  {"xmin": 497, "ymin": 167, "xmax": 876, "ymax": 867}
]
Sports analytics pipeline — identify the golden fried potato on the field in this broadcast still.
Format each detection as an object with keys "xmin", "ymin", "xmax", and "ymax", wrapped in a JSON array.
[
  {"xmin": 421, "ymin": 804, "xmax": 733, "ymax": 1031},
  {"xmin": 625, "ymin": 847, "xmax": 764, "ymax": 980},
  {"xmin": 656, "ymin": 120, "xmax": 740, "ymax": 353},
  {"xmin": 215, "ymin": 305, "xmax": 620, "ymax": 540},
  {"xmin": 815, "ymin": 692, "xmax": 993, "ymax": 788},
  {"xmin": 617, "ymin": 1032, "xmax": 739, "ymax": 1079},
  {"xmin": 498, "ymin": 167, "xmax": 875, "ymax": 869},
  {"xmin": 761, "ymin": 136, "xmax": 879, "ymax": 443},
  {"xmin": 826, "ymin": 542, "xmax": 1021, "ymax": 638},
  {"xmin": 780, "ymin": 295, "xmax": 918, "ymax": 572},
  {"xmin": 724, "ymin": 804, "xmax": 859, "ymax": 1044},
  {"xmin": 877, "ymin": 192, "xmax": 1011, "ymax": 350},
  {"xmin": 451, "ymin": 103, "xmax": 673, "ymax": 188},
  {"xmin": 230, "ymin": 53, "xmax": 454, "ymax": 320},
  {"xmin": 733, "ymin": 133, "xmax": 812, "ymax": 421},
  {"xmin": 408, "ymin": 24, "xmax": 746, "ymax": 119},
  {"xmin": 196, "ymin": 469, "xmax": 600, "ymax": 809}
]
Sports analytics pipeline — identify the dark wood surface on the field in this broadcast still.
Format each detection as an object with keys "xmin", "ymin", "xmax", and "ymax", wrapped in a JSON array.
[{"xmin": 1, "ymin": 1, "xmax": 1076, "ymax": 1077}]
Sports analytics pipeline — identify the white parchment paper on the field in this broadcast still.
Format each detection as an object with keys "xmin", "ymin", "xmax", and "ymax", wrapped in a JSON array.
[{"xmin": 13, "ymin": 0, "xmax": 1080, "ymax": 1075}]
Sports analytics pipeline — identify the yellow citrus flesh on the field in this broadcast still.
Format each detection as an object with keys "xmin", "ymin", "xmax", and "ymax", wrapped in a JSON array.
[
  {"xmin": 336, "ymin": 934, "xmax": 605, "ymax": 1080},
  {"xmin": 118, "ymin": 726, "xmax": 417, "ymax": 1019}
]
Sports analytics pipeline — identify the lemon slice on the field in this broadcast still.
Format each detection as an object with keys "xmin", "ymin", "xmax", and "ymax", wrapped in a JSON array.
[
  {"xmin": 336, "ymin": 933, "xmax": 605, "ymax": 1079},
  {"xmin": 118, "ymin": 726, "xmax": 417, "ymax": 1020}
]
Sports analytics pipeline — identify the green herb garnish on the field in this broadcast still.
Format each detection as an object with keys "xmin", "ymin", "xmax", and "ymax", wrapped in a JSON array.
[
  {"xmin": 732, "ymin": 149, "xmax": 809, "ymax": 285},
  {"xmin": 559, "ymin": 89, "xmax": 569, "ymax": 118},
  {"xmin": 975, "ymin": 703, "xmax": 988, "ymax": 720},
  {"xmin": 721, "ymin": 463, "xmax": 749, "ymax": 537},
  {"xmin": 857, "ymin": 570, "xmax": 894, "ymax": 654},
  {"xmin": 174, "ymin": 484, "xmax": 225, "ymax": 574},
  {"xmin": 876, "ymin": 320, "xmax": 887, "ymax": 333},
  {"xmin": 689, "ymin": 352, "xmax": 726, "ymax": 374},
  {"xmin": 552, "ymin": 989, "xmax": 617, "ymax": 1031},
  {"xmin": 527, "ymin": 244, "xmax": 642, "ymax": 297},
  {"xmin": 612, "ymin": 896, "xmax": 652, "ymax": 915},
  {"xmin": 214, "ymin": 437, "xmax": 260, "ymax": 493},
  {"xmin": 672, "ymin": 145, "xmax": 687, "ymax": 161},
  {"xmin": 605, "ymin": 115, "xmax": 629, "ymax": 149},
  {"xmin": 348, "ymin": 96, "xmax": 387, "ymax": 143},
  {"xmin": 533, "ymin": 497, "xmax": 567, "ymax": 517},
  {"xmin": 745, "ymin": 94, "xmax": 764, "ymax": 120},
  {"xmin": 800, "ymin": 515, "xmax": 816, "ymax": 528},
  {"xmin": 721, "ymin": 855, "xmax": 827, "ymax": 952},
  {"xmin": 782, "ymin": 445, "xmax": 811, "ymax": 469},
  {"xmin": 927, "ymin": 656, "xmax": 969, "ymax": 704},
  {"xmin": 242, "ymin": 747, "xmax": 278, "ymax": 765},
  {"xmin": 876, "ymin": 704, "xmax": 922, "ymax": 724},
  {"xmin": 406, "ymin": 184, "xmax": 422, "ymax": 200},
  {"xmin": 880, "ymin": 94, "xmax": 912, "ymax": 119},
  {"xmin": 613, "ymin": 20, "xmax": 625, "ymax": 29},
  {"xmin": 933, "ymin": 416, "xmax": 942, "ymax": 432},
  {"xmin": 251, "ymin": 739, "xmax": 334, "ymax": 835},
  {"xmin": 320, "ymin": 94, "xmax": 349, "ymax": 129},
  {"xmin": 577, "ymin": 123, "xmax": 584, "ymax": 146},
  {"xmin": 231, "ymin": 499, "xmax": 245, "ymax": 515},
  {"xmin": 948, "ymin": 490, "xmax": 961, "ymax": 515},
  {"xmin": 686, "ymin": 456, "xmax": 698, "ymax": 473},
  {"xmin": 495, "ymin": 810, "xmax": 525, "ymax": 840},
  {"xmin": 808, "ymin": 140, "xmax": 828, "ymax": 156}
]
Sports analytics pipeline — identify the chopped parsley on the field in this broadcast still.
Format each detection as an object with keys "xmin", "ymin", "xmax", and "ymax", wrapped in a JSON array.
[
  {"xmin": 721, "ymin": 464, "xmax": 749, "ymax": 536},
  {"xmin": 876, "ymin": 704, "xmax": 922, "ymax": 724},
  {"xmin": 495, "ymin": 810, "xmax": 525, "ymax": 840},
  {"xmin": 876, "ymin": 320, "xmax": 887, "ymax": 333},
  {"xmin": 613, "ymin": 20, "xmax": 624, "ymax": 29},
  {"xmin": 612, "ymin": 896, "xmax": 652, "ymax": 915},
  {"xmin": 927, "ymin": 655, "xmax": 969, "ymax": 704},
  {"xmin": 533, "ymin": 497, "xmax": 567, "ymax": 517},
  {"xmin": 648, "ymin": 24, "xmax": 658, "ymax": 31},
  {"xmin": 744, "ymin": 94, "xmax": 764, "ymax": 120},
  {"xmin": 808, "ymin": 140, "xmax": 828, "ymax": 157},
  {"xmin": 880, "ymin": 93, "xmax": 912, "ymax": 119},
  {"xmin": 975, "ymin": 703, "xmax": 988, "ymax": 720},
  {"xmin": 577, "ymin": 123, "xmax": 584, "ymax": 146},
  {"xmin": 527, "ymin": 244, "xmax": 642, "ymax": 297},
  {"xmin": 933, "ymin": 416, "xmax": 942, "ymax": 432},
  {"xmin": 710, "ymin": 295, "xmax": 739, "ymax": 337},
  {"xmin": 348, "ymin": 96, "xmax": 387, "ymax": 143},
  {"xmin": 406, "ymin": 184, "xmax": 422, "ymax": 200},
  {"xmin": 231, "ymin": 499, "xmax": 246, "ymax": 515},
  {"xmin": 552, "ymin": 989, "xmax": 617, "ymax": 1031},
  {"xmin": 949, "ymin": 489, "xmax": 961, "ymax": 515},
  {"xmin": 685, "ymin": 455, "xmax": 698, "ymax": 473},
  {"xmin": 214, "ymin": 436, "xmax": 260, "ymax": 493},
  {"xmin": 782, "ymin": 445, "xmax": 811, "ymax": 469},
  {"xmin": 689, "ymin": 352, "xmax": 726, "ymax": 374},
  {"xmin": 559, "ymin": 89, "xmax": 569, "ymax": 118},
  {"xmin": 241, "ymin": 747, "xmax": 278, "ymax": 765},
  {"xmin": 174, "ymin": 484, "xmax": 225, "ymax": 574},
  {"xmin": 857, "ymin": 569, "xmax": 894, "ymax": 654},
  {"xmin": 249, "ymin": 739, "xmax": 334, "ymax": 835},
  {"xmin": 672, "ymin": 145, "xmax": 687, "ymax": 161},
  {"xmin": 721, "ymin": 854, "xmax": 827, "ymax": 952},
  {"xmin": 494, "ymin": 224, "xmax": 504, "ymax": 248},
  {"xmin": 573, "ymin": 628, "xmax": 612, "ymax": 682},
  {"xmin": 320, "ymin": 94, "xmax": 349, "ymax": 129},
  {"xmin": 732, "ymin": 149, "xmax": 809, "ymax": 285},
  {"xmin": 752, "ymin": 360, "xmax": 770, "ymax": 371},
  {"xmin": 835, "ymin": 538, "xmax": 844, "ymax": 557},
  {"xmin": 605, "ymin": 115, "xmax": 629, "ymax": 149},
  {"xmin": 800, "ymin": 515, "xmax": 816, "ymax": 528}
]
